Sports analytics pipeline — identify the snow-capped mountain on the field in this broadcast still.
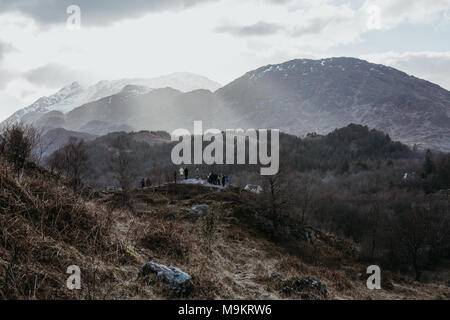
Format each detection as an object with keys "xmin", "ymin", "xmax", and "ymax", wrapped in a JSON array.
[
  {"xmin": 216, "ymin": 57, "xmax": 450, "ymax": 151},
  {"xmin": 2, "ymin": 72, "xmax": 221, "ymax": 126},
  {"xmin": 3, "ymin": 58, "xmax": 450, "ymax": 151}
]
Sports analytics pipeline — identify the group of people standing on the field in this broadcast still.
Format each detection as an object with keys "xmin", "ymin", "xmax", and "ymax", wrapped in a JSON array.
[
  {"xmin": 172, "ymin": 167, "xmax": 230, "ymax": 188},
  {"xmin": 207, "ymin": 172, "xmax": 229, "ymax": 188},
  {"xmin": 174, "ymin": 166, "xmax": 201, "ymax": 183},
  {"xmin": 138, "ymin": 167, "xmax": 232, "ymax": 189},
  {"xmin": 140, "ymin": 177, "xmax": 152, "ymax": 189}
]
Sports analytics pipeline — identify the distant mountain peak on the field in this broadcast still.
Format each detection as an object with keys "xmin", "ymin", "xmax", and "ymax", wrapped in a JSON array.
[
  {"xmin": 120, "ymin": 84, "xmax": 153, "ymax": 96},
  {"xmin": 246, "ymin": 57, "xmax": 403, "ymax": 81},
  {"xmin": 57, "ymin": 81, "xmax": 84, "ymax": 96},
  {"xmin": 218, "ymin": 56, "xmax": 450, "ymax": 151},
  {"xmin": 2, "ymin": 73, "xmax": 222, "ymax": 126}
]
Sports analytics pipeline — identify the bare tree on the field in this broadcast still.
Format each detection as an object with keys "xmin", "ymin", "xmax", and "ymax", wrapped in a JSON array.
[
  {"xmin": 107, "ymin": 137, "xmax": 139, "ymax": 214},
  {"xmin": 366, "ymin": 193, "xmax": 389, "ymax": 260},
  {"xmin": 32, "ymin": 128, "xmax": 57, "ymax": 165},
  {"xmin": 293, "ymin": 174, "xmax": 318, "ymax": 225},
  {"xmin": 394, "ymin": 204, "xmax": 435, "ymax": 281},
  {"xmin": 47, "ymin": 149, "xmax": 65, "ymax": 175},
  {"xmin": 260, "ymin": 168, "xmax": 291, "ymax": 238},
  {"xmin": 66, "ymin": 137, "xmax": 89, "ymax": 191},
  {"xmin": 0, "ymin": 123, "xmax": 39, "ymax": 175},
  {"xmin": 109, "ymin": 147, "xmax": 136, "ymax": 194},
  {"xmin": 47, "ymin": 137, "xmax": 89, "ymax": 191}
]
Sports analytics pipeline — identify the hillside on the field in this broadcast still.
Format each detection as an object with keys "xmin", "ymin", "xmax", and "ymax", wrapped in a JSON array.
[
  {"xmin": 217, "ymin": 57, "xmax": 450, "ymax": 151},
  {"xmin": 38, "ymin": 128, "xmax": 97, "ymax": 158},
  {"xmin": 55, "ymin": 124, "xmax": 411, "ymax": 188},
  {"xmin": 1, "ymin": 159, "xmax": 448, "ymax": 299}
]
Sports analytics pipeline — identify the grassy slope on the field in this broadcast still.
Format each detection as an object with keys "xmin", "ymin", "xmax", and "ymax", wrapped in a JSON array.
[{"xmin": 0, "ymin": 161, "xmax": 448, "ymax": 299}]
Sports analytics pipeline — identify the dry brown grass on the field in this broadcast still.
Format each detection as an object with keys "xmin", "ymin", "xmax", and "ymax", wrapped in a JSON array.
[
  {"xmin": 140, "ymin": 220, "xmax": 193, "ymax": 260},
  {"xmin": 0, "ymin": 158, "xmax": 129, "ymax": 299},
  {"xmin": 1, "ymin": 160, "xmax": 448, "ymax": 300}
]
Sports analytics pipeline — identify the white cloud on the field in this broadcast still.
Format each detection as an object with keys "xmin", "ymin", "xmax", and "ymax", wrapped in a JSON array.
[
  {"xmin": 362, "ymin": 51, "xmax": 450, "ymax": 90},
  {"xmin": 361, "ymin": 0, "xmax": 450, "ymax": 29},
  {"xmin": 0, "ymin": 0, "xmax": 449, "ymax": 121},
  {"xmin": 24, "ymin": 63, "xmax": 93, "ymax": 88},
  {"xmin": 215, "ymin": 21, "xmax": 282, "ymax": 36},
  {"xmin": 0, "ymin": 0, "xmax": 217, "ymax": 26},
  {"xmin": 0, "ymin": 40, "xmax": 15, "ymax": 60}
]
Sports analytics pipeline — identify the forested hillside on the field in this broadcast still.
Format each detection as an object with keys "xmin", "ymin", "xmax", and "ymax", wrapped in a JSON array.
[
  {"xmin": 46, "ymin": 124, "xmax": 412, "ymax": 187},
  {"xmin": 1, "ymin": 123, "xmax": 448, "ymax": 300}
]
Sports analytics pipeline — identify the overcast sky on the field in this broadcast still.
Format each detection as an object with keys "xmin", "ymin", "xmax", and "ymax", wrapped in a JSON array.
[{"xmin": 0, "ymin": 0, "xmax": 449, "ymax": 121}]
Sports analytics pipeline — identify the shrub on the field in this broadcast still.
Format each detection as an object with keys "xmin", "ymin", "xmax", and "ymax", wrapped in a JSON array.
[
  {"xmin": 199, "ymin": 203, "xmax": 222, "ymax": 246},
  {"xmin": 0, "ymin": 124, "xmax": 38, "ymax": 172}
]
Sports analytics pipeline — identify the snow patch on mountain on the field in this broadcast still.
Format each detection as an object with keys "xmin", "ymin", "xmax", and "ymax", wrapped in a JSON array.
[{"xmin": 2, "ymin": 73, "xmax": 222, "ymax": 126}]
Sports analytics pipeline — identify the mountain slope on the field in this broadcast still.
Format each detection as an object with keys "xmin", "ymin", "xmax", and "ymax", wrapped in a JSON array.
[
  {"xmin": 2, "ymin": 73, "xmax": 222, "ymax": 127},
  {"xmin": 41, "ymin": 87, "xmax": 240, "ymax": 135},
  {"xmin": 1, "ymin": 158, "xmax": 448, "ymax": 299},
  {"xmin": 217, "ymin": 57, "xmax": 450, "ymax": 151},
  {"xmin": 37, "ymin": 128, "xmax": 97, "ymax": 158}
]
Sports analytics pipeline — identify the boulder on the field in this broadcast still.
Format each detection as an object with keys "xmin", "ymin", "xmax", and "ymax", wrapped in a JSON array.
[
  {"xmin": 140, "ymin": 261, "xmax": 192, "ymax": 295},
  {"xmin": 282, "ymin": 276, "xmax": 328, "ymax": 299},
  {"xmin": 269, "ymin": 272, "xmax": 286, "ymax": 280},
  {"xmin": 304, "ymin": 228, "xmax": 316, "ymax": 243},
  {"xmin": 293, "ymin": 227, "xmax": 318, "ymax": 243},
  {"xmin": 191, "ymin": 204, "xmax": 209, "ymax": 215}
]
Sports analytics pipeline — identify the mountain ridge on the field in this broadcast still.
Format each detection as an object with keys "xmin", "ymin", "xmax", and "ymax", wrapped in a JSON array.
[
  {"xmin": 3, "ymin": 57, "xmax": 450, "ymax": 151},
  {"xmin": 217, "ymin": 57, "xmax": 450, "ymax": 151},
  {"xmin": 1, "ymin": 72, "xmax": 222, "ymax": 126}
]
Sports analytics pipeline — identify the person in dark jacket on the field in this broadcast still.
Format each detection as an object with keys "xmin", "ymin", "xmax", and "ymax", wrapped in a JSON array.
[
  {"xmin": 184, "ymin": 167, "xmax": 189, "ymax": 180},
  {"xmin": 173, "ymin": 171, "xmax": 177, "ymax": 184},
  {"xmin": 208, "ymin": 173, "xmax": 213, "ymax": 184},
  {"xmin": 195, "ymin": 167, "xmax": 200, "ymax": 179},
  {"xmin": 140, "ymin": 178, "xmax": 145, "ymax": 189},
  {"xmin": 222, "ymin": 175, "xmax": 226, "ymax": 187}
]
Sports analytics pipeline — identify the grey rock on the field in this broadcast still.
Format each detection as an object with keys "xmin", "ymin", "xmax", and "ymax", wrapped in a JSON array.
[
  {"xmin": 294, "ymin": 276, "xmax": 329, "ymax": 298},
  {"xmin": 283, "ymin": 276, "xmax": 328, "ymax": 299},
  {"xmin": 293, "ymin": 227, "xmax": 318, "ymax": 243},
  {"xmin": 191, "ymin": 204, "xmax": 209, "ymax": 215},
  {"xmin": 140, "ymin": 261, "xmax": 192, "ymax": 295},
  {"xmin": 270, "ymin": 272, "xmax": 286, "ymax": 280},
  {"xmin": 304, "ymin": 228, "xmax": 316, "ymax": 243}
]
